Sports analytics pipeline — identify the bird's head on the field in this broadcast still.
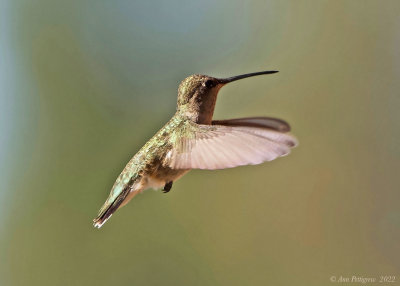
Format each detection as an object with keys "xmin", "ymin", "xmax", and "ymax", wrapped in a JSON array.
[{"xmin": 177, "ymin": 71, "xmax": 278, "ymax": 124}]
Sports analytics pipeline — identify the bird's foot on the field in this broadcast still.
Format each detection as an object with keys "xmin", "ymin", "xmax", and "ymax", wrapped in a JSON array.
[{"xmin": 162, "ymin": 181, "xmax": 173, "ymax": 193}]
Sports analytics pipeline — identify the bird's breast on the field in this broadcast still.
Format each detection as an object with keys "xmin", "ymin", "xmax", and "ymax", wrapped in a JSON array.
[
  {"xmin": 144, "ymin": 166, "xmax": 189, "ymax": 190},
  {"xmin": 144, "ymin": 176, "xmax": 166, "ymax": 190}
]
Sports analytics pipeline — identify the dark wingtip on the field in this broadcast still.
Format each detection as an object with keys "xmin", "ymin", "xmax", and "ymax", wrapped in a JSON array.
[{"xmin": 212, "ymin": 117, "xmax": 290, "ymax": 133}]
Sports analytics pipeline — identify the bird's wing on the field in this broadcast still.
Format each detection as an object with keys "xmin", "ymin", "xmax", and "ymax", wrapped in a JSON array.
[
  {"xmin": 212, "ymin": 116, "xmax": 291, "ymax": 132},
  {"xmin": 164, "ymin": 118, "xmax": 298, "ymax": 170}
]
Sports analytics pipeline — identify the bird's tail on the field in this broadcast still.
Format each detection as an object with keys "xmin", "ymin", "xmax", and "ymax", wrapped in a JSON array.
[{"xmin": 93, "ymin": 175, "xmax": 141, "ymax": 228}]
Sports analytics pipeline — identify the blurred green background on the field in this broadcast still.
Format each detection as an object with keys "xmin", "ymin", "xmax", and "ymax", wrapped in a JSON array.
[{"xmin": 1, "ymin": 0, "xmax": 399, "ymax": 285}]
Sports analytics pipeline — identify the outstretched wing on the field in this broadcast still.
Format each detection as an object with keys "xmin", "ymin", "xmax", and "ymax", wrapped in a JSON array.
[
  {"xmin": 164, "ymin": 117, "xmax": 298, "ymax": 170},
  {"xmin": 212, "ymin": 117, "xmax": 291, "ymax": 132}
]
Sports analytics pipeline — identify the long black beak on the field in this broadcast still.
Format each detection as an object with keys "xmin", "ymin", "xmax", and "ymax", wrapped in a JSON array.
[{"xmin": 218, "ymin": 70, "xmax": 278, "ymax": 84}]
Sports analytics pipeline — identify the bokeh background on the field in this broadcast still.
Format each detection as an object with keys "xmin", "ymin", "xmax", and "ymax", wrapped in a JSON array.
[{"xmin": 1, "ymin": 0, "xmax": 399, "ymax": 285}]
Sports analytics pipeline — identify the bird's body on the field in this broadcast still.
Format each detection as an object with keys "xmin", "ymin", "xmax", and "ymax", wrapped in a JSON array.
[{"xmin": 94, "ymin": 71, "xmax": 298, "ymax": 228}]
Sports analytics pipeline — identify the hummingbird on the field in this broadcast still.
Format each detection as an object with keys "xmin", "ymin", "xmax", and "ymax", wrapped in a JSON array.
[{"xmin": 93, "ymin": 70, "xmax": 298, "ymax": 228}]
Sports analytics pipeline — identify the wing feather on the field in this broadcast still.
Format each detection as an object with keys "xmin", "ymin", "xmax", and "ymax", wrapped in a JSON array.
[
  {"xmin": 212, "ymin": 117, "xmax": 291, "ymax": 132},
  {"xmin": 165, "ymin": 120, "xmax": 298, "ymax": 170}
]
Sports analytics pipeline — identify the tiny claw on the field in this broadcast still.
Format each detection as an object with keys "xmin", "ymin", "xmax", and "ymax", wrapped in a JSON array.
[{"xmin": 163, "ymin": 181, "xmax": 173, "ymax": 193}]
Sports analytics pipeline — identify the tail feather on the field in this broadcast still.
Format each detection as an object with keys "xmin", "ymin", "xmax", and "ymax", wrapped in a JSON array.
[
  {"xmin": 93, "ymin": 186, "xmax": 130, "ymax": 228},
  {"xmin": 93, "ymin": 175, "xmax": 141, "ymax": 228}
]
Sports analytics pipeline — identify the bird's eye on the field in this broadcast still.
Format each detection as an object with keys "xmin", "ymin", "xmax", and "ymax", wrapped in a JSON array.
[{"xmin": 204, "ymin": 79, "xmax": 215, "ymax": 88}]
